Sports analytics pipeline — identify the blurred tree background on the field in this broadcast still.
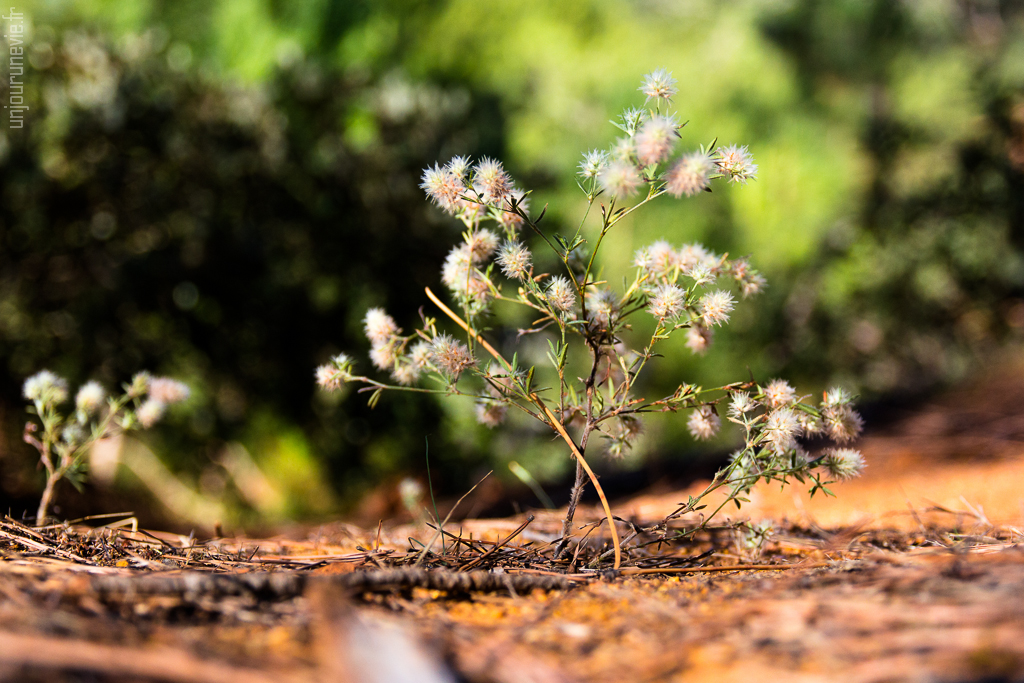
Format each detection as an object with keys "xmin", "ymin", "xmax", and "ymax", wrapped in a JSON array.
[{"xmin": 1, "ymin": 0, "xmax": 1022, "ymax": 529}]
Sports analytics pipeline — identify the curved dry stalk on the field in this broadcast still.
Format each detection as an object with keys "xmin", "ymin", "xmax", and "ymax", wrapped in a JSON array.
[{"xmin": 425, "ymin": 286, "xmax": 623, "ymax": 569}]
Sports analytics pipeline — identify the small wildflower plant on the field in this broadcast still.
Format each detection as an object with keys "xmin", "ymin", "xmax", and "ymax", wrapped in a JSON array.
[
  {"xmin": 21, "ymin": 369, "xmax": 190, "ymax": 525},
  {"xmin": 317, "ymin": 70, "xmax": 864, "ymax": 567}
]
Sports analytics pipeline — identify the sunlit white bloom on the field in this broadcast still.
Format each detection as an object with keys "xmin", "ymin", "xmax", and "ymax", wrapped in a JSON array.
[
  {"xmin": 820, "ymin": 448, "xmax": 865, "ymax": 480},
  {"xmin": 316, "ymin": 364, "xmax": 347, "ymax": 391},
  {"xmin": 677, "ymin": 243, "xmax": 711, "ymax": 272},
  {"xmin": 23, "ymin": 370, "xmax": 68, "ymax": 404},
  {"xmin": 639, "ymin": 68, "xmax": 678, "ymax": 102},
  {"xmin": 618, "ymin": 107, "xmax": 647, "ymax": 136},
  {"xmin": 445, "ymin": 155, "xmax": 471, "ymax": 181},
  {"xmin": 148, "ymin": 378, "xmax": 190, "ymax": 404},
  {"xmin": 823, "ymin": 404, "xmax": 864, "ymax": 443},
  {"xmin": 688, "ymin": 405, "xmax": 720, "ymax": 441},
  {"xmin": 545, "ymin": 276, "xmax": 577, "ymax": 316},
  {"xmin": 666, "ymin": 151, "xmax": 714, "ymax": 197},
  {"xmin": 763, "ymin": 406, "xmax": 800, "ymax": 453},
  {"xmin": 647, "ymin": 283, "xmax": 686, "ymax": 320},
  {"xmin": 699, "ymin": 290, "xmax": 735, "ymax": 326},
  {"xmin": 75, "ymin": 381, "xmax": 106, "ymax": 415},
  {"xmin": 578, "ymin": 149, "xmax": 608, "ymax": 179},
  {"xmin": 420, "ymin": 163, "xmax": 463, "ymax": 213},
  {"xmin": 647, "ymin": 240, "xmax": 680, "ymax": 276},
  {"xmin": 763, "ymin": 379, "xmax": 797, "ymax": 409},
  {"xmin": 364, "ymin": 308, "xmax": 399, "ymax": 347},
  {"xmin": 715, "ymin": 144, "xmax": 758, "ymax": 184},
  {"xmin": 728, "ymin": 392, "xmax": 757, "ymax": 421},
  {"xmin": 473, "ymin": 157, "xmax": 513, "ymax": 206},
  {"xmin": 496, "ymin": 241, "xmax": 532, "ymax": 280}
]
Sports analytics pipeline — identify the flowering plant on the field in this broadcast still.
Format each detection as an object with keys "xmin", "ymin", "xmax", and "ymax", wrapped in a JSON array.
[
  {"xmin": 21, "ymin": 369, "xmax": 190, "ymax": 525},
  {"xmin": 317, "ymin": 70, "xmax": 863, "ymax": 567}
]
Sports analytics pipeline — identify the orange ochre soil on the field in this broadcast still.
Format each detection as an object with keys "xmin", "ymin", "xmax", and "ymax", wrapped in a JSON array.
[{"xmin": 3, "ymin": 360, "xmax": 1024, "ymax": 683}]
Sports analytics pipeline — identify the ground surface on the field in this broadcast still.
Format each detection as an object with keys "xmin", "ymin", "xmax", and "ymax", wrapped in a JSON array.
[{"xmin": 2, "ymin": 358, "xmax": 1024, "ymax": 682}]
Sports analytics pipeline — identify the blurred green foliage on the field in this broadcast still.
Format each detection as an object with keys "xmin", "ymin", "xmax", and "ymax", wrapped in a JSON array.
[{"xmin": 2, "ymin": 0, "xmax": 1023, "ymax": 523}]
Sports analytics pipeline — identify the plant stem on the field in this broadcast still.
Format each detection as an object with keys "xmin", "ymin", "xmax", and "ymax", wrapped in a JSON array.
[{"xmin": 36, "ymin": 469, "xmax": 61, "ymax": 526}]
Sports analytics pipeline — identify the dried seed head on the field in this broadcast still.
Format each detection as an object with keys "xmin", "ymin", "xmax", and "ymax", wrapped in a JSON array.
[{"xmin": 430, "ymin": 334, "xmax": 476, "ymax": 381}]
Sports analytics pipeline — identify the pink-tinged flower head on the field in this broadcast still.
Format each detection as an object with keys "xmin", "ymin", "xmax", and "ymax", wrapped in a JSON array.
[
  {"xmin": 699, "ymin": 290, "xmax": 735, "ymax": 326},
  {"xmin": 647, "ymin": 240, "xmax": 680, "ymax": 276},
  {"xmin": 715, "ymin": 145, "xmax": 758, "ymax": 184},
  {"xmin": 441, "ymin": 244, "xmax": 491, "ymax": 304},
  {"xmin": 420, "ymin": 163, "xmax": 463, "ymax": 213},
  {"xmin": 316, "ymin": 364, "xmax": 347, "ymax": 391},
  {"xmin": 820, "ymin": 448, "xmax": 865, "ymax": 480},
  {"xmin": 823, "ymin": 404, "xmax": 864, "ymax": 444},
  {"xmin": 727, "ymin": 392, "xmax": 757, "ymax": 421},
  {"xmin": 666, "ymin": 151, "xmax": 714, "ymax": 197},
  {"xmin": 635, "ymin": 115, "xmax": 677, "ymax": 166},
  {"xmin": 466, "ymin": 229, "xmax": 499, "ymax": 263},
  {"xmin": 763, "ymin": 379, "xmax": 796, "ymax": 409},
  {"xmin": 472, "ymin": 157, "xmax": 513, "ymax": 206},
  {"xmin": 148, "ymin": 377, "xmax": 190, "ymax": 404},
  {"xmin": 688, "ymin": 405, "xmax": 720, "ymax": 441},
  {"xmin": 430, "ymin": 334, "xmax": 476, "ymax": 381},
  {"xmin": 364, "ymin": 308, "xmax": 399, "ymax": 347},
  {"xmin": 685, "ymin": 324, "xmax": 713, "ymax": 355},
  {"xmin": 475, "ymin": 400, "xmax": 507, "ymax": 428},
  {"xmin": 639, "ymin": 68, "xmax": 678, "ymax": 102},
  {"xmin": 647, "ymin": 283, "xmax": 686, "ymax": 320},
  {"xmin": 75, "ymin": 380, "xmax": 106, "ymax": 415},
  {"xmin": 545, "ymin": 276, "xmax": 577, "ymax": 316},
  {"xmin": 391, "ymin": 362, "xmax": 421, "ymax": 386},
  {"xmin": 496, "ymin": 241, "xmax": 532, "ymax": 281},
  {"xmin": 137, "ymin": 398, "xmax": 166, "ymax": 428},
  {"xmin": 597, "ymin": 159, "xmax": 642, "ymax": 200},
  {"xmin": 676, "ymin": 243, "xmax": 710, "ymax": 272},
  {"xmin": 369, "ymin": 343, "xmax": 398, "ymax": 371}
]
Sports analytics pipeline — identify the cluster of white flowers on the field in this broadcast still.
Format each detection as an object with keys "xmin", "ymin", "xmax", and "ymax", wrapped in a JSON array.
[
  {"xmin": 701, "ymin": 379, "xmax": 866, "ymax": 493},
  {"xmin": 22, "ymin": 368, "xmax": 191, "ymax": 523}
]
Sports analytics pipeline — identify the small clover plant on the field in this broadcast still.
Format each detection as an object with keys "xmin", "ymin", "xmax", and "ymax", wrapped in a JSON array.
[{"xmin": 317, "ymin": 70, "xmax": 864, "ymax": 567}]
